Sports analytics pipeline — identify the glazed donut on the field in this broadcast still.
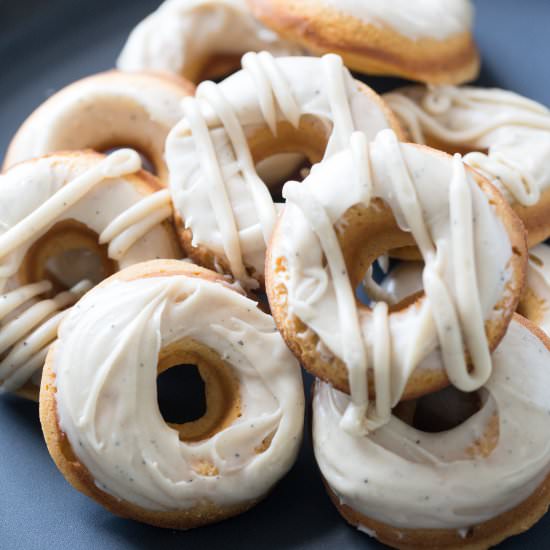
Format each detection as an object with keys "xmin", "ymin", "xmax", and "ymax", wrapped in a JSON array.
[
  {"xmin": 3, "ymin": 71, "xmax": 195, "ymax": 184},
  {"xmin": 385, "ymin": 85, "xmax": 550, "ymax": 247},
  {"xmin": 117, "ymin": 0, "xmax": 305, "ymax": 83},
  {"xmin": 0, "ymin": 149, "xmax": 181, "ymax": 399},
  {"xmin": 313, "ymin": 315, "xmax": 550, "ymax": 549},
  {"xmin": 267, "ymin": 129, "xmax": 526, "ymax": 431},
  {"xmin": 247, "ymin": 0, "xmax": 479, "ymax": 84},
  {"xmin": 39, "ymin": 260, "xmax": 304, "ymax": 529},
  {"xmin": 166, "ymin": 52, "xmax": 403, "ymax": 289}
]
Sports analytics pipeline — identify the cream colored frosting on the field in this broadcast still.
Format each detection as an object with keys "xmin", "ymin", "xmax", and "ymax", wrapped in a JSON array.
[
  {"xmin": 166, "ymin": 53, "xmax": 393, "ymax": 288},
  {"xmin": 321, "ymin": 0, "xmax": 473, "ymax": 41},
  {"xmin": 384, "ymin": 85, "xmax": 550, "ymax": 206},
  {"xmin": 3, "ymin": 72, "xmax": 189, "ymax": 173},
  {"xmin": 313, "ymin": 318, "xmax": 550, "ymax": 530},
  {"xmin": 269, "ymin": 130, "xmax": 514, "ymax": 432},
  {"xmin": 117, "ymin": 0, "xmax": 304, "ymax": 81},
  {"xmin": 0, "ymin": 150, "xmax": 178, "ymax": 392},
  {"xmin": 54, "ymin": 272, "xmax": 304, "ymax": 511}
]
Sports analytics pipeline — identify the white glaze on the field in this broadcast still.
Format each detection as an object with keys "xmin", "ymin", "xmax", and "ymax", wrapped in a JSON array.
[
  {"xmin": 321, "ymin": 0, "xmax": 473, "ymax": 41},
  {"xmin": 3, "ymin": 71, "xmax": 189, "ymax": 174},
  {"xmin": 384, "ymin": 85, "xmax": 550, "ymax": 206},
  {"xmin": 166, "ymin": 53, "xmax": 393, "ymax": 288},
  {"xmin": 117, "ymin": 0, "xmax": 304, "ymax": 80},
  {"xmin": 270, "ymin": 130, "xmax": 513, "ymax": 432},
  {"xmin": 313, "ymin": 319, "xmax": 550, "ymax": 529},
  {"xmin": 0, "ymin": 151, "xmax": 178, "ymax": 391},
  {"xmin": 54, "ymin": 272, "xmax": 304, "ymax": 511}
]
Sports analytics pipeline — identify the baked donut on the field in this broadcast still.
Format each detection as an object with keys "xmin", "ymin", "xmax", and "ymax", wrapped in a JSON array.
[
  {"xmin": 39, "ymin": 260, "xmax": 304, "ymax": 529},
  {"xmin": 3, "ymin": 71, "xmax": 195, "ymax": 184},
  {"xmin": 166, "ymin": 52, "xmax": 403, "ymax": 289},
  {"xmin": 247, "ymin": 0, "xmax": 479, "ymax": 84},
  {"xmin": 0, "ymin": 149, "xmax": 181, "ymax": 399},
  {"xmin": 313, "ymin": 315, "xmax": 550, "ymax": 549},
  {"xmin": 267, "ymin": 129, "xmax": 526, "ymax": 431},
  {"xmin": 117, "ymin": 0, "xmax": 305, "ymax": 83},
  {"xmin": 385, "ymin": 85, "xmax": 550, "ymax": 247}
]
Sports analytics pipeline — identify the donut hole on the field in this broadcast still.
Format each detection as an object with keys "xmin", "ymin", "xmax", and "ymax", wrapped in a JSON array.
[
  {"xmin": 255, "ymin": 153, "xmax": 311, "ymax": 202},
  {"xmin": 44, "ymin": 95, "xmax": 166, "ymax": 179},
  {"xmin": 19, "ymin": 220, "xmax": 116, "ymax": 294},
  {"xmin": 157, "ymin": 364, "xmax": 206, "ymax": 424},
  {"xmin": 248, "ymin": 116, "xmax": 331, "ymax": 201},
  {"xmin": 157, "ymin": 338, "xmax": 241, "ymax": 443},
  {"xmin": 405, "ymin": 386, "xmax": 484, "ymax": 433},
  {"xmin": 334, "ymin": 201, "xmax": 423, "ymax": 310}
]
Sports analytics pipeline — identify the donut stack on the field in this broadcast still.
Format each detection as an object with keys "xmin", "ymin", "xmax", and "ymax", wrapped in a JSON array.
[{"xmin": 2, "ymin": 1, "xmax": 550, "ymax": 549}]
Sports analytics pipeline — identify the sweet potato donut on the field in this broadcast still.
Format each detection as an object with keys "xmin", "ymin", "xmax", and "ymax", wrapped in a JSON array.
[
  {"xmin": 267, "ymin": 129, "xmax": 526, "ymax": 431},
  {"xmin": 39, "ymin": 260, "xmax": 304, "ymax": 529},
  {"xmin": 313, "ymin": 315, "xmax": 550, "ymax": 550},
  {"xmin": 166, "ymin": 52, "xmax": 403, "ymax": 290},
  {"xmin": 2, "ymin": 71, "xmax": 195, "ymax": 184},
  {"xmin": 247, "ymin": 0, "xmax": 480, "ymax": 84},
  {"xmin": 117, "ymin": 0, "xmax": 305, "ymax": 83},
  {"xmin": 0, "ymin": 150, "xmax": 181, "ymax": 400},
  {"xmin": 385, "ymin": 85, "xmax": 550, "ymax": 248}
]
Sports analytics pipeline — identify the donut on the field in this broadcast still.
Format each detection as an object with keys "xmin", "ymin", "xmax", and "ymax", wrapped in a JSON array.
[
  {"xmin": 117, "ymin": 0, "xmax": 305, "ymax": 83},
  {"xmin": 266, "ymin": 129, "xmax": 526, "ymax": 431},
  {"xmin": 39, "ymin": 259, "xmax": 304, "ymax": 529},
  {"xmin": 385, "ymin": 85, "xmax": 550, "ymax": 247},
  {"xmin": 3, "ymin": 71, "xmax": 195, "ymax": 184},
  {"xmin": 165, "ymin": 52, "xmax": 403, "ymax": 289},
  {"xmin": 312, "ymin": 315, "xmax": 550, "ymax": 549},
  {"xmin": 0, "ymin": 149, "xmax": 181, "ymax": 399},
  {"xmin": 247, "ymin": 0, "xmax": 479, "ymax": 84}
]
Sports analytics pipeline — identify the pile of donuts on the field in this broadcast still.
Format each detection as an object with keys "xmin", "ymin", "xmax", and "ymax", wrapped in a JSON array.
[{"xmin": 3, "ymin": 1, "xmax": 550, "ymax": 548}]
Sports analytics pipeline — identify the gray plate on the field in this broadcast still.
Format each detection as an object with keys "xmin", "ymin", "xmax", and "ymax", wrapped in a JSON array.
[{"xmin": 1, "ymin": 1, "xmax": 550, "ymax": 549}]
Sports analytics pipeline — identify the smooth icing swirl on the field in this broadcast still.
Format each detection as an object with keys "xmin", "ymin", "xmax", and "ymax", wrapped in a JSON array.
[{"xmin": 54, "ymin": 273, "xmax": 304, "ymax": 511}]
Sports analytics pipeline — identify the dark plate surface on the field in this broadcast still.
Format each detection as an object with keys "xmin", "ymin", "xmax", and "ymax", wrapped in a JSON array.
[{"xmin": 1, "ymin": 1, "xmax": 550, "ymax": 549}]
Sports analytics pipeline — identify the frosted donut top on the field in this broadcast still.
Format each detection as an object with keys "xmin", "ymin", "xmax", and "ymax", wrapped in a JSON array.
[
  {"xmin": 313, "ymin": 318, "xmax": 550, "ymax": 530},
  {"xmin": 0, "ymin": 151, "xmax": 176, "ymax": 391},
  {"xmin": 321, "ymin": 0, "xmax": 474, "ymax": 41},
  {"xmin": 166, "ymin": 53, "xmax": 393, "ymax": 288},
  {"xmin": 4, "ymin": 72, "xmax": 188, "ymax": 171},
  {"xmin": 385, "ymin": 85, "xmax": 550, "ymax": 206},
  {"xmin": 270, "ymin": 129, "xmax": 515, "ymax": 432},
  {"xmin": 117, "ymin": 0, "xmax": 304, "ymax": 80},
  {"xmin": 54, "ymin": 272, "xmax": 304, "ymax": 511}
]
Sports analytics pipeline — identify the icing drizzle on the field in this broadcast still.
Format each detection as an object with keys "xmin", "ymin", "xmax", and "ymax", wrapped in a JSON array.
[
  {"xmin": 0, "ymin": 150, "xmax": 174, "ymax": 391},
  {"xmin": 385, "ymin": 86, "xmax": 550, "ymax": 206}
]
